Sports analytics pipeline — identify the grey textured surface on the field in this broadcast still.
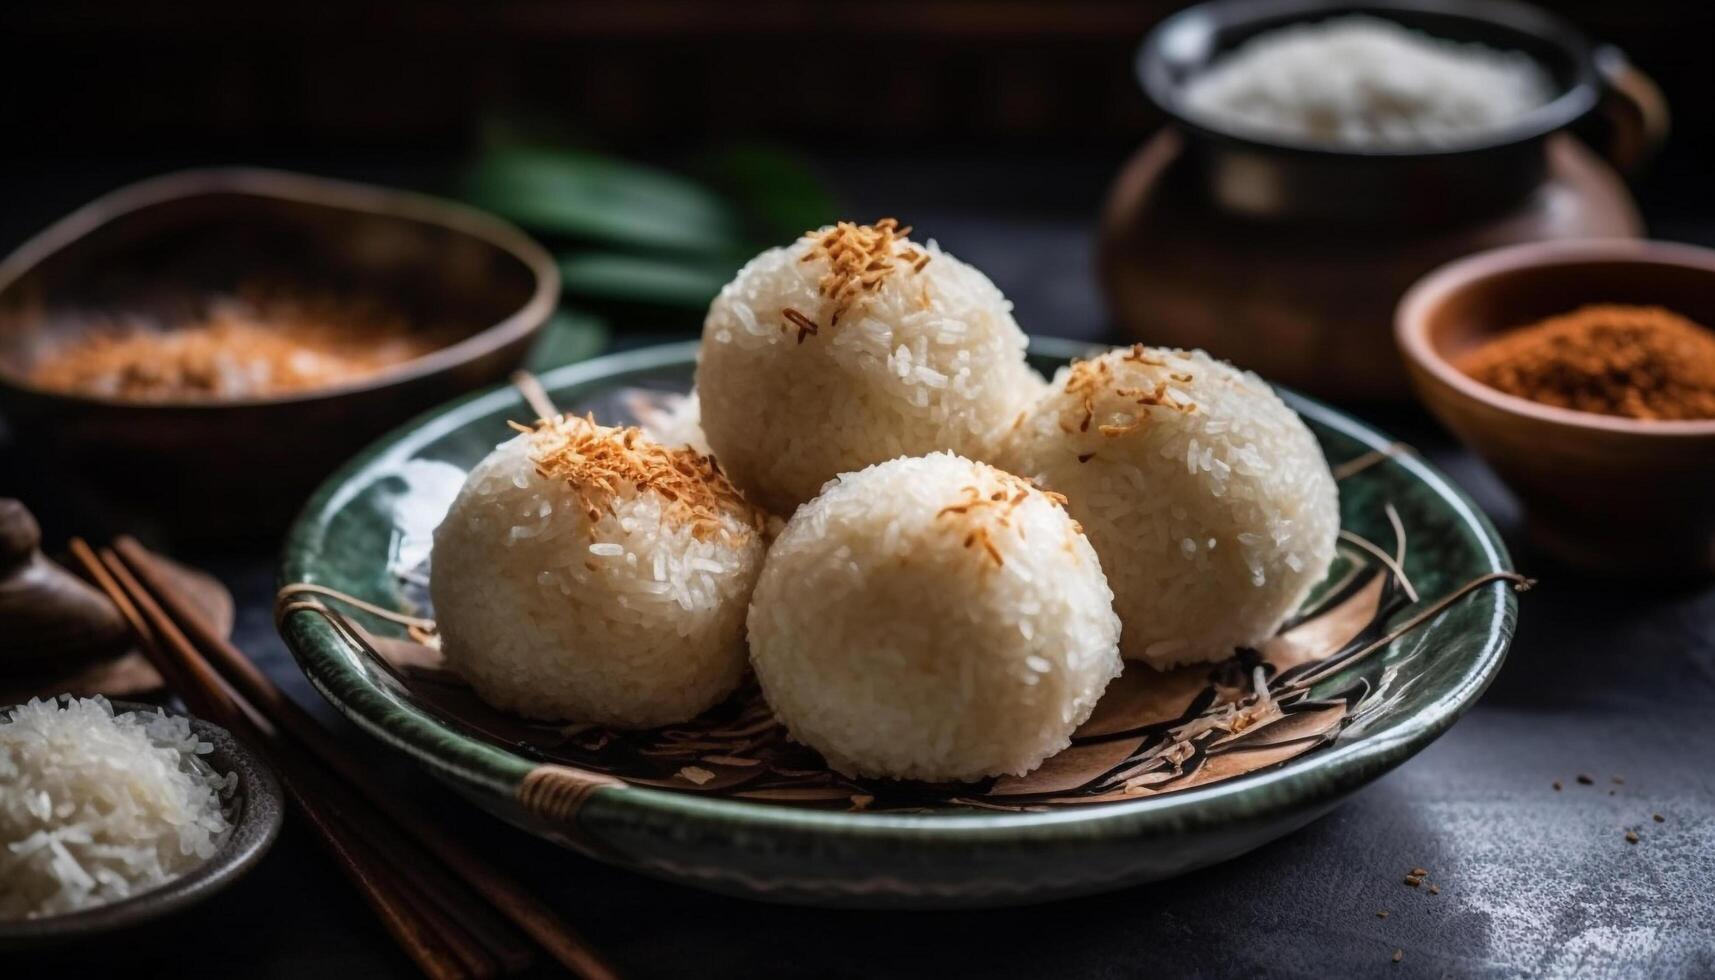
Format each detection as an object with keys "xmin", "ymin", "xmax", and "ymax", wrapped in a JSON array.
[{"xmin": 5, "ymin": 164, "xmax": 1715, "ymax": 978}]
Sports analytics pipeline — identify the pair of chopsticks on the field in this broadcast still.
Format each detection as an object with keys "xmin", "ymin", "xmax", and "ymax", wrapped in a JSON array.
[{"xmin": 69, "ymin": 537, "xmax": 621, "ymax": 980}]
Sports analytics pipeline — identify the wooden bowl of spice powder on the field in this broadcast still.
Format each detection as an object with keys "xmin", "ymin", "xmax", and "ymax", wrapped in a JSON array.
[
  {"xmin": 0, "ymin": 169, "xmax": 558, "ymax": 541},
  {"xmin": 1397, "ymin": 239, "xmax": 1715, "ymax": 575}
]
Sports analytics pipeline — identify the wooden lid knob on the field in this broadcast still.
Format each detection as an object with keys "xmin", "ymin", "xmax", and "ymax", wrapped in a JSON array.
[
  {"xmin": 0, "ymin": 500, "xmax": 128, "ymax": 670},
  {"xmin": 0, "ymin": 498, "xmax": 41, "ymax": 572}
]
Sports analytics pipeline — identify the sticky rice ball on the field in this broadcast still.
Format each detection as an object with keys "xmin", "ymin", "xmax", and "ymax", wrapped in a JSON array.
[
  {"xmin": 638, "ymin": 389, "xmax": 711, "ymax": 456},
  {"xmin": 697, "ymin": 219, "xmax": 1044, "ymax": 513},
  {"xmin": 999, "ymin": 346, "xmax": 1340, "ymax": 669},
  {"xmin": 747, "ymin": 453, "xmax": 1122, "ymax": 782},
  {"xmin": 431, "ymin": 414, "xmax": 766, "ymax": 727}
]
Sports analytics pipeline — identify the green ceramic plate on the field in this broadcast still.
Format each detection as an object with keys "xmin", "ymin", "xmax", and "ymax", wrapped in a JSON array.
[{"xmin": 278, "ymin": 338, "xmax": 1518, "ymax": 908}]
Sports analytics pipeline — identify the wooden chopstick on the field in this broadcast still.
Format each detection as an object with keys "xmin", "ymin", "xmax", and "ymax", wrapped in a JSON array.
[
  {"xmin": 71, "ymin": 541, "xmax": 479, "ymax": 980},
  {"xmin": 110, "ymin": 537, "xmax": 621, "ymax": 980},
  {"xmin": 330, "ymin": 780, "xmax": 537, "ymax": 976},
  {"xmin": 285, "ymin": 750, "xmax": 516, "ymax": 979},
  {"xmin": 284, "ymin": 765, "xmax": 479, "ymax": 980}
]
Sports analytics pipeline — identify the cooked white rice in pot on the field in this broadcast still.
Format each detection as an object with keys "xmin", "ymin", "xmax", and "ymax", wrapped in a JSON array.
[
  {"xmin": 697, "ymin": 219, "xmax": 1044, "ymax": 514},
  {"xmin": 1181, "ymin": 15, "xmax": 1554, "ymax": 149},
  {"xmin": 1000, "ymin": 346, "xmax": 1339, "ymax": 668},
  {"xmin": 747, "ymin": 453, "xmax": 1122, "ymax": 782}
]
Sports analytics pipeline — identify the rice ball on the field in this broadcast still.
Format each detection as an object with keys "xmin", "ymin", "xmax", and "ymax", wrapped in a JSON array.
[
  {"xmin": 638, "ymin": 389, "xmax": 711, "ymax": 455},
  {"xmin": 697, "ymin": 219, "xmax": 1044, "ymax": 513},
  {"xmin": 431, "ymin": 415, "xmax": 766, "ymax": 727},
  {"xmin": 999, "ymin": 346, "xmax": 1340, "ymax": 669},
  {"xmin": 747, "ymin": 453, "xmax": 1122, "ymax": 782}
]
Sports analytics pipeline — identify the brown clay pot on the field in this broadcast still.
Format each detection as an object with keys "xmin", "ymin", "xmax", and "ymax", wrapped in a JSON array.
[{"xmin": 1099, "ymin": 0, "xmax": 1668, "ymax": 400}]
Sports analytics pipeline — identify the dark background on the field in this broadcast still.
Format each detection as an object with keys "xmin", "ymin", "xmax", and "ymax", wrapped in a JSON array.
[
  {"xmin": 4, "ymin": 1, "xmax": 1715, "ymax": 151},
  {"xmin": 4, "ymin": 0, "xmax": 1715, "ymax": 247},
  {"xmin": 3, "ymin": 2, "xmax": 1714, "ymax": 978}
]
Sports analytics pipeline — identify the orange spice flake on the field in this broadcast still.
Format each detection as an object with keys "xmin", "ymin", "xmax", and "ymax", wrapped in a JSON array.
[
  {"xmin": 520, "ymin": 413, "xmax": 763, "ymax": 541},
  {"xmin": 785, "ymin": 218, "xmax": 931, "ymax": 338},
  {"xmin": 1457, "ymin": 305, "xmax": 1715, "ymax": 420}
]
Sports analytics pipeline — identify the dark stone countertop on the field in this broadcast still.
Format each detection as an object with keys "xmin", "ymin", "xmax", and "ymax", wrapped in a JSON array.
[{"xmin": 5, "ymin": 164, "xmax": 1715, "ymax": 979}]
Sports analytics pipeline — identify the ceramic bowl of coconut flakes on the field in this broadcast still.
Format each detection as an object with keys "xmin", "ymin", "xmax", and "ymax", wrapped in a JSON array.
[{"xmin": 0, "ymin": 697, "xmax": 282, "ymax": 947}]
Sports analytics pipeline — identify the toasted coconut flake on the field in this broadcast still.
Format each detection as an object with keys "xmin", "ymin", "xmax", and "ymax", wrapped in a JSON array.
[
  {"xmin": 796, "ymin": 218, "xmax": 929, "ymax": 331},
  {"xmin": 781, "ymin": 306, "xmax": 819, "ymax": 344},
  {"xmin": 933, "ymin": 470, "xmax": 1078, "ymax": 568},
  {"xmin": 525, "ymin": 413, "xmax": 763, "ymax": 542},
  {"xmin": 1058, "ymin": 345, "xmax": 1199, "ymax": 437}
]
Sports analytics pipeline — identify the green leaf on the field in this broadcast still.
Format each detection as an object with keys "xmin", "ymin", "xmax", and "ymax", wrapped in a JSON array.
[
  {"xmin": 466, "ymin": 146, "xmax": 747, "ymax": 255},
  {"xmin": 526, "ymin": 309, "xmax": 610, "ymax": 372},
  {"xmin": 558, "ymin": 252, "xmax": 738, "ymax": 309},
  {"xmin": 475, "ymin": 113, "xmax": 592, "ymax": 154},
  {"xmin": 696, "ymin": 142, "xmax": 841, "ymax": 241}
]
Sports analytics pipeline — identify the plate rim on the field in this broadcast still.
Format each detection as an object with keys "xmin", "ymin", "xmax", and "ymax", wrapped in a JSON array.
[{"xmin": 279, "ymin": 337, "xmax": 1516, "ymax": 841}]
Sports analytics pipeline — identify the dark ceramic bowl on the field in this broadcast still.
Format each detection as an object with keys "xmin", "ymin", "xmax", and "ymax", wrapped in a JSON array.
[
  {"xmin": 0, "ymin": 700, "xmax": 283, "ymax": 947},
  {"xmin": 279, "ymin": 339, "xmax": 1519, "ymax": 908},
  {"xmin": 1398, "ymin": 238, "xmax": 1715, "ymax": 574},
  {"xmin": 0, "ymin": 168, "xmax": 559, "ymax": 540}
]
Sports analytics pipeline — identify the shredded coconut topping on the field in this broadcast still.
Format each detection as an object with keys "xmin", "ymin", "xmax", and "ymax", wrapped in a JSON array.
[
  {"xmin": 1060, "ymin": 344, "xmax": 1199, "ymax": 435},
  {"xmin": 516, "ymin": 414, "xmax": 763, "ymax": 541},
  {"xmin": 934, "ymin": 470, "xmax": 1078, "ymax": 567},
  {"xmin": 786, "ymin": 217, "xmax": 933, "ymax": 337}
]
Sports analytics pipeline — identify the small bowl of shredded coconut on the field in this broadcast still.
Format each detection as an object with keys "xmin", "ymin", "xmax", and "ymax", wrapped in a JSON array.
[{"xmin": 0, "ymin": 696, "xmax": 281, "ymax": 942}]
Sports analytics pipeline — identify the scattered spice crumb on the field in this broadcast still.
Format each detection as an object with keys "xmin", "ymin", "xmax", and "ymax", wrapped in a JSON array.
[
  {"xmin": 1392, "ymin": 949, "xmax": 1404, "ymax": 964},
  {"xmin": 1403, "ymin": 875, "xmax": 1422, "ymax": 888},
  {"xmin": 1428, "ymin": 884, "xmax": 1440, "ymax": 895},
  {"xmin": 1576, "ymin": 774, "xmax": 1594, "ymax": 785},
  {"xmin": 1552, "ymin": 780, "xmax": 1562, "ymax": 791},
  {"xmin": 1609, "ymin": 789, "xmax": 1616, "ymax": 796},
  {"xmin": 1612, "ymin": 776, "xmax": 1624, "ymax": 784},
  {"xmin": 1377, "ymin": 910, "xmax": 1389, "ymax": 919},
  {"xmin": 677, "ymin": 766, "xmax": 716, "ymax": 786},
  {"xmin": 849, "ymin": 794, "xmax": 875, "ymax": 811},
  {"xmin": 1653, "ymin": 813, "xmax": 1665, "ymax": 823},
  {"xmin": 1625, "ymin": 830, "xmax": 1640, "ymax": 844},
  {"xmin": 1410, "ymin": 867, "xmax": 1427, "ymax": 877}
]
